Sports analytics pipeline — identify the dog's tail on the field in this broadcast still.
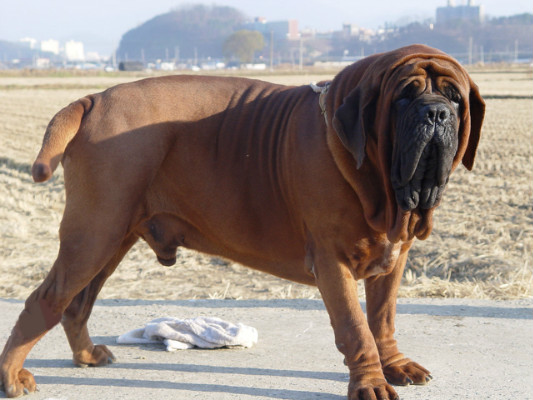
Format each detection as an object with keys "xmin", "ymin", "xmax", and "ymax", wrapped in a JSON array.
[{"xmin": 32, "ymin": 96, "xmax": 93, "ymax": 182}]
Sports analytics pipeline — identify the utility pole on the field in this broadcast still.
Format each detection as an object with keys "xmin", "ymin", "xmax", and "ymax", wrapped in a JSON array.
[
  {"xmin": 299, "ymin": 35, "xmax": 303, "ymax": 71},
  {"xmin": 468, "ymin": 36, "xmax": 473, "ymax": 65},
  {"xmin": 269, "ymin": 30, "xmax": 274, "ymax": 72}
]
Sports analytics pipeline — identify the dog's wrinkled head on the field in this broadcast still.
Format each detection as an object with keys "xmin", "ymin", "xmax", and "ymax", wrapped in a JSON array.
[{"xmin": 331, "ymin": 44, "xmax": 485, "ymax": 242}]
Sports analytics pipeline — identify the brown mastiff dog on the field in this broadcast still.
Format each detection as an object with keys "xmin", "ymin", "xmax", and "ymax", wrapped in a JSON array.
[{"xmin": 0, "ymin": 44, "xmax": 484, "ymax": 399}]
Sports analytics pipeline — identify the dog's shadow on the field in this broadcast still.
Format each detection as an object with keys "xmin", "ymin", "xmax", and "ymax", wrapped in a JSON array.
[{"xmin": 23, "ymin": 353, "xmax": 347, "ymax": 400}]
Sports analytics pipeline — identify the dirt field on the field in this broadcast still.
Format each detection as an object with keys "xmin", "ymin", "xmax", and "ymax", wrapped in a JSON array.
[{"xmin": 0, "ymin": 66, "xmax": 531, "ymax": 301}]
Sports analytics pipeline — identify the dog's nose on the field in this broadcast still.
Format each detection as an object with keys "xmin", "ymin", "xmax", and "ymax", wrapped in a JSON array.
[{"xmin": 423, "ymin": 103, "xmax": 450, "ymax": 126}]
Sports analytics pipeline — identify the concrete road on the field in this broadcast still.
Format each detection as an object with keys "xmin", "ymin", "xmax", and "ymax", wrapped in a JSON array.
[{"xmin": 0, "ymin": 298, "xmax": 531, "ymax": 399}]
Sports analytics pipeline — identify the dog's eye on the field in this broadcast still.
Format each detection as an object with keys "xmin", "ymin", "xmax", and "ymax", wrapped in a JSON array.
[
  {"xmin": 399, "ymin": 83, "xmax": 418, "ymax": 100},
  {"xmin": 395, "ymin": 84, "xmax": 418, "ymax": 109},
  {"xmin": 444, "ymin": 86, "xmax": 462, "ymax": 105}
]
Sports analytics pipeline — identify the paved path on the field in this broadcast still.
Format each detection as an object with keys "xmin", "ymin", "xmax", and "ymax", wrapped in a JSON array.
[{"xmin": 0, "ymin": 298, "xmax": 532, "ymax": 399}]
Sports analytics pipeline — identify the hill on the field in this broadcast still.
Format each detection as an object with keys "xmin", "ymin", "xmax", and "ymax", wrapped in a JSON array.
[{"xmin": 116, "ymin": 4, "xmax": 246, "ymax": 63}]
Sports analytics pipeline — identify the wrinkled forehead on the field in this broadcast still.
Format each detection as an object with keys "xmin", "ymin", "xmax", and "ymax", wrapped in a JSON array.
[{"xmin": 386, "ymin": 57, "xmax": 468, "ymax": 97}]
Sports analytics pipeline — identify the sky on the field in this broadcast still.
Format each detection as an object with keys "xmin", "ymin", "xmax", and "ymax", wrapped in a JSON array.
[{"xmin": 1, "ymin": 0, "xmax": 531, "ymax": 56}]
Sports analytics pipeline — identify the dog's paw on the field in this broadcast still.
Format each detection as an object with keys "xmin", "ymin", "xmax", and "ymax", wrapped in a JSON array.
[
  {"xmin": 349, "ymin": 379, "xmax": 399, "ymax": 400},
  {"xmin": 383, "ymin": 359, "xmax": 432, "ymax": 386},
  {"xmin": 74, "ymin": 344, "xmax": 116, "ymax": 367},
  {"xmin": 0, "ymin": 368, "xmax": 38, "ymax": 398}
]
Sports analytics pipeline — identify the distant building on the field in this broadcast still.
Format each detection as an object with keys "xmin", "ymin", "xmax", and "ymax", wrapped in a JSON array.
[
  {"xmin": 41, "ymin": 39, "xmax": 60, "ymax": 55},
  {"xmin": 245, "ymin": 17, "xmax": 300, "ymax": 41},
  {"xmin": 340, "ymin": 23, "xmax": 374, "ymax": 42},
  {"xmin": 65, "ymin": 40, "xmax": 85, "ymax": 61},
  {"xmin": 118, "ymin": 61, "xmax": 144, "ymax": 71},
  {"xmin": 85, "ymin": 51, "xmax": 102, "ymax": 62},
  {"xmin": 342, "ymin": 23, "xmax": 358, "ymax": 38},
  {"xmin": 19, "ymin": 37, "xmax": 38, "ymax": 49},
  {"xmin": 35, "ymin": 58, "xmax": 51, "ymax": 68},
  {"xmin": 436, "ymin": 0, "xmax": 485, "ymax": 26}
]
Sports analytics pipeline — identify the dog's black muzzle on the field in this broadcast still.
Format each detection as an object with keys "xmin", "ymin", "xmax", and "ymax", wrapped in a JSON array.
[{"xmin": 391, "ymin": 94, "xmax": 459, "ymax": 211}]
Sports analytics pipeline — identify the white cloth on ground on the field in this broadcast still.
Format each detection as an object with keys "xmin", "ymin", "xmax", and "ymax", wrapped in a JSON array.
[{"xmin": 116, "ymin": 316, "xmax": 258, "ymax": 351}]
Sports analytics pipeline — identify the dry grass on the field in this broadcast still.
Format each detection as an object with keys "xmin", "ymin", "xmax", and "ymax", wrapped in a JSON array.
[{"xmin": 0, "ymin": 67, "xmax": 531, "ymax": 300}]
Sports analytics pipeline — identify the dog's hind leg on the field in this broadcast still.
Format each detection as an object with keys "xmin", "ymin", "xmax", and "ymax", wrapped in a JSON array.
[
  {"xmin": 0, "ymin": 191, "xmax": 140, "ymax": 397},
  {"xmin": 61, "ymin": 233, "xmax": 138, "ymax": 367}
]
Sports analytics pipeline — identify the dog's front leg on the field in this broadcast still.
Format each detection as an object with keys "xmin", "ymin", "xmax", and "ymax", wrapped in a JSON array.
[
  {"xmin": 365, "ymin": 250, "xmax": 432, "ymax": 386},
  {"xmin": 313, "ymin": 251, "xmax": 399, "ymax": 400}
]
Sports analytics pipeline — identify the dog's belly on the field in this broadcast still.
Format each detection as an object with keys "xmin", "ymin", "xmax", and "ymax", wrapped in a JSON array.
[
  {"xmin": 139, "ymin": 170, "xmax": 315, "ymax": 285},
  {"xmin": 147, "ymin": 213, "xmax": 315, "ymax": 285}
]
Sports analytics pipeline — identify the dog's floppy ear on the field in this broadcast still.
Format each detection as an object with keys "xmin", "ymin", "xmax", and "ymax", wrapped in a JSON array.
[
  {"xmin": 332, "ymin": 87, "xmax": 375, "ymax": 169},
  {"xmin": 461, "ymin": 81, "xmax": 485, "ymax": 170}
]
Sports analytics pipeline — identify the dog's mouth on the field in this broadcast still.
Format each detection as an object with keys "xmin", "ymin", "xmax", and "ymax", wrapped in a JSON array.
[
  {"xmin": 391, "ymin": 96, "xmax": 459, "ymax": 211},
  {"xmin": 157, "ymin": 255, "xmax": 177, "ymax": 266}
]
